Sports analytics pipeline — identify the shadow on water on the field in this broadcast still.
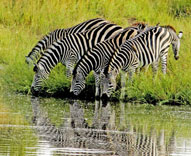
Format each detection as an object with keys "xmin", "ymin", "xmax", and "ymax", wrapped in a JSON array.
[{"xmin": 1, "ymin": 93, "xmax": 191, "ymax": 155}]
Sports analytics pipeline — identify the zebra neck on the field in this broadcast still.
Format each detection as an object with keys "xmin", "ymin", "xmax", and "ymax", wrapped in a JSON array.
[
  {"xmin": 75, "ymin": 54, "xmax": 95, "ymax": 78},
  {"xmin": 109, "ymin": 41, "xmax": 135, "ymax": 73},
  {"xmin": 59, "ymin": 38, "xmax": 77, "ymax": 62},
  {"xmin": 168, "ymin": 31, "xmax": 176, "ymax": 42},
  {"xmin": 111, "ymin": 37, "xmax": 121, "ymax": 49},
  {"xmin": 111, "ymin": 33, "xmax": 126, "ymax": 49},
  {"xmin": 37, "ymin": 40, "xmax": 66, "ymax": 72},
  {"xmin": 70, "ymin": 33, "xmax": 90, "ymax": 60},
  {"xmin": 108, "ymin": 56, "xmax": 122, "ymax": 75}
]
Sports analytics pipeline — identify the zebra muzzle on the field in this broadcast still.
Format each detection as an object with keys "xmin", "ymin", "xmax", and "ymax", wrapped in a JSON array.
[{"xmin": 174, "ymin": 56, "xmax": 179, "ymax": 60}]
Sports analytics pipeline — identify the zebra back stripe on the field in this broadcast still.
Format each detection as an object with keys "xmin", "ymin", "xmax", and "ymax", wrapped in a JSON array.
[{"xmin": 26, "ymin": 18, "xmax": 109, "ymax": 64}]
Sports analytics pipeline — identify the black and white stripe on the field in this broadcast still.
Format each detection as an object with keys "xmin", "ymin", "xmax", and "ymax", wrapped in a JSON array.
[
  {"xmin": 26, "ymin": 18, "xmax": 109, "ymax": 65},
  {"xmin": 103, "ymin": 26, "xmax": 183, "ymax": 97},
  {"xmin": 31, "ymin": 22, "xmax": 123, "ymax": 95},
  {"xmin": 70, "ymin": 23, "xmax": 147, "ymax": 97}
]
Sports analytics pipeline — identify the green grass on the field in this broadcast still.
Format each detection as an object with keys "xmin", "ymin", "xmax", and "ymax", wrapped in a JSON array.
[{"xmin": 0, "ymin": 0, "xmax": 191, "ymax": 104}]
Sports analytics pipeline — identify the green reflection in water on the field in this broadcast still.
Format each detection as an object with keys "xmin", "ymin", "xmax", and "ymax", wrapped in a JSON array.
[
  {"xmin": 0, "ymin": 92, "xmax": 191, "ymax": 156},
  {"xmin": 0, "ymin": 94, "xmax": 38, "ymax": 156}
]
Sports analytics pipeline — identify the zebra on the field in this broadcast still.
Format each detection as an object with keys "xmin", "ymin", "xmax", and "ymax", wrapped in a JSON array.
[
  {"xmin": 25, "ymin": 18, "xmax": 109, "ymax": 65},
  {"xmin": 70, "ymin": 23, "xmax": 147, "ymax": 97},
  {"xmin": 102, "ymin": 25, "xmax": 183, "ymax": 98},
  {"xmin": 31, "ymin": 22, "xmax": 124, "ymax": 95}
]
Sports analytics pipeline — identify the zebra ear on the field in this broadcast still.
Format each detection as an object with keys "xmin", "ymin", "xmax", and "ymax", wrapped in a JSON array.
[{"xmin": 178, "ymin": 31, "xmax": 183, "ymax": 39}]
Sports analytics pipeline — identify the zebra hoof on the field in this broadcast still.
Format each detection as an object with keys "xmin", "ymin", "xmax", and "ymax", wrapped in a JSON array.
[{"xmin": 31, "ymin": 87, "xmax": 39, "ymax": 96}]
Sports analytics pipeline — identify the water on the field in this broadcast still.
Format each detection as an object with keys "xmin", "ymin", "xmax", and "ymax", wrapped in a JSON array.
[{"xmin": 0, "ymin": 93, "xmax": 191, "ymax": 156}]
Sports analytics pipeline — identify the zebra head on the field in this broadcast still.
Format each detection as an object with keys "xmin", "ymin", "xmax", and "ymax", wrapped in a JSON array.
[
  {"xmin": 172, "ymin": 31, "xmax": 183, "ymax": 60},
  {"xmin": 102, "ymin": 69, "xmax": 118, "ymax": 97},
  {"xmin": 25, "ymin": 56, "xmax": 35, "ymax": 66},
  {"xmin": 31, "ymin": 63, "xmax": 47, "ymax": 96},
  {"xmin": 70, "ymin": 69, "xmax": 86, "ymax": 96}
]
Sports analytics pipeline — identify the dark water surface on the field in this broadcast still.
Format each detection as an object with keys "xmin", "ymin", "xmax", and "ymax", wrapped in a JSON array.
[{"xmin": 0, "ymin": 93, "xmax": 191, "ymax": 156}]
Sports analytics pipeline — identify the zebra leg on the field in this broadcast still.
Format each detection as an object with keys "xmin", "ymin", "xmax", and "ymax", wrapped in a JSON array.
[
  {"xmin": 161, "ymin": 55, "xmax": 168, "ymax": 75},
  {"xmin": 144, "ymin": 65, "xmax": 150, "ymax": 73},
  {"xmin": 100, "ymin": 72, "xmax": 106, "ymax": 98},
  {"xmin": 136, "ymin": 67, "xmax": 141, "ymax": 75},
  {"xmin": 94, "ymin": 72, "xmax": 101, "ymax": 98},
  {"xmin": 151, "ymin": 60, "xmax": 159, "ymax": 80},
  {"xmin": 119, "ymin": 67, "xmax": 136, "ymax": 99},
  {"xmin": 120, "ymin": 70, "xmax": 127, "ymax": 100},
  {"xmin": 128, "ymin": 67, "xmax": 136, "ymax": 83},
  {"xmin": 137, "ymin": 65, "xmax": 150, "ymax": 75}
]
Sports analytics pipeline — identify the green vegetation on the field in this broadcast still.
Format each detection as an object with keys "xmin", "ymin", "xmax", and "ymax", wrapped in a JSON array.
[
  {"xmin": 115, "ymin": 101, "xmax": 191, "ymax": 138},
  {"xmin": 0, "ymin": 96, "xmax": 37, "ymax": 156},
  {"xmin": 0, "ymin": 0, "xmax": 191, "ymax": 104}
]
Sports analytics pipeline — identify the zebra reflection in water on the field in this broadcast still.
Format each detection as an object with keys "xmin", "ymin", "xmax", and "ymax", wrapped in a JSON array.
[
  {"xmin": 31, "ymin": 97, "xmax": 113, "ymax": 153},
  {"xmin": 31, "ymin": 97, "xmax": 176, "ymax": 155}
]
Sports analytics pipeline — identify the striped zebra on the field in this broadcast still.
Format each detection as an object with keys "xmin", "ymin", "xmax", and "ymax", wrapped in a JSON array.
[
  {"xmin": 70, "ymin": 23, "xmax": 147, "ymax": 97},
  {"xmin": 26, "ymin": 18, "xmax": 109, "ymax": 65},
  {"xmin": 31, "ymin": 22, "xmax": 123, "ymax": 95},
  {"xmin": 102, "ymin": 25, "xmax": 183, "ymax": 98}
]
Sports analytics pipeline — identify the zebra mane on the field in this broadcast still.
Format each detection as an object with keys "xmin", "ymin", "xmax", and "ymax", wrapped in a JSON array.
[
  {"xmin": 108, "ymin": 23, "xmax": 148, "ymax": 40},
  {"xmin": 131, "ymin": 22, "xmax": 147, "ymax": 30},
  {"xmin": 162, "ymin": 25, "xmax": 176, "ymax": 33},
  {"xmin": 131, "ymin": 22, "xmax": 146, "ymax": 26},
  {"xmin": 84, "ymin": 22, "xmax": 121, "ymax": 40}
]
